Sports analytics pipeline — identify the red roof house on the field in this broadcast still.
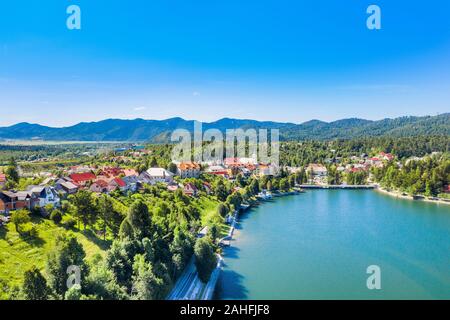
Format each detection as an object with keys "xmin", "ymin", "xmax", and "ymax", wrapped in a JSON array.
[
  {"xmin": 69, "ymin": 172, "xmax": 96, "ymax": 186},
  {"xmin": 108, "ymin": 177, "xmax": 127, "ymax": 191},
  {"xmin": 100, "ymin": 167, "xmax": 123, "ymax": 178}
]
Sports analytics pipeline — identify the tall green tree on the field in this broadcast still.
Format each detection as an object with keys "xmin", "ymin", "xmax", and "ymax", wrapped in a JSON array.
[
  {"xmin": 5, "ymin": 157, "xmax": 19, "ymax": 183},
  {"xmin": 235, "ymin": 173, "xmax": 245, "ymax": 187},
  {"xmin": 131, "ymin": 254, "xmax": 166, "ymax": 300},
  {"xmin": 84, "ymin": 264, "xmax": 128, "ymax": 300},
  {"xmin": 70, "ymin": 190, "xmax": 96, "ymax": 229},
  {"xmin": 126, "ymin": 200, "xmax": 153, "ymax": 239},
  {"xmin": 22, "ymin": 266, "xmax": 51, "ymax": 300},
  {"xmin": 167, "ymin": 162, "xmax": 178, "ymax": 174},
  {"xmin": 96, "ymin": 194, "xmax": 119, "ymax": 240},
  {"xmin": 149, "ymin": 157, "xmax": 158, "ymax": 168},
  {"xmin": 119, "ymin": 218, "xmax": 134, "ymax": 240},
  {"xmin": 169, "ymin": 229, "xmax": 194, "ymax": 279},
  {"xmin": 46, "ymin": 234, "xmax": 88, "ymax": 297},
  {"xmin": 217, "ymin": 203, "xmax": 229, "ymax": 217},
  {"xmin": 194, "ymin": 238, "xmax": 217, "ymax": 283},
  {"xmin": 214, "ymin": 179, "xmax": 228, "ymax": 202},
  {"xmin": 105, "ymin": 238, "xmax": 138, "ymax": 290}
]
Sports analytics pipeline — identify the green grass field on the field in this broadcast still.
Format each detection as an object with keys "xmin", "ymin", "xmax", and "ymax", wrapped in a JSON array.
[
  {"xmin": 0, "ymin": 216, "xmax": 108, "ymax": 291},
  {"xmin": 0, "ymin": 196, "xmax": 226, "ymax": 297},
  {"xmin": 196, "ymin": 196, "xmax": 229, "ymax": 238}
]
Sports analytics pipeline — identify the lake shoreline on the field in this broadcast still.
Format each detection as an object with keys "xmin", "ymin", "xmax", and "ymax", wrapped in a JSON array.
[{"xmin": 375, "ymin": 186, "xmax": 450, "ymax": 206}]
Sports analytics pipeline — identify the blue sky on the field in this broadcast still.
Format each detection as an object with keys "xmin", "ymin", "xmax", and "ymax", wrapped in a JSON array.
[{"xmin": 0, "ymin": 0, "xmax": 449, "ymax": 126}]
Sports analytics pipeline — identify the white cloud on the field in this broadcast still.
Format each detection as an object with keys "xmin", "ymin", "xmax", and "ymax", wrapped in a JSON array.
[
  {"xmin": 192, "ymin": 91, "xmax": 200, "ymax": 96},
  {"xmin": 133, "ymin": 106, "xmax": 146, "ymax": 111}
]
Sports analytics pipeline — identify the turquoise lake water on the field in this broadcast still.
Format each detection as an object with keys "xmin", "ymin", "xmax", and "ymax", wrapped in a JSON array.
[{"xmin": 217, "ymin": 190, "xmax": 450, "ymax": 299}]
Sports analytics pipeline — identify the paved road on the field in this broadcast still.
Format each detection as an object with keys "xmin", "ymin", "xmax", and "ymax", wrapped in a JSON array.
[
  {"xmin": 167, "ymin": 255, "xmax": 223, "ymax": 300},
  {"xmin": 167, "ymin": 257, "xmax": 199, "ymax": 300}
]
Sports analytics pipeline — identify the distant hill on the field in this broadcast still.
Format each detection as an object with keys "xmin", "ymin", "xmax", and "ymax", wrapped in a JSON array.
[
  {"xmin": 282, "ymin": 114, "xmax": 450, "ymax": 140},
  {"xmin": 0, "ymin": 114, "xmax": 448, "ymax": 142}
]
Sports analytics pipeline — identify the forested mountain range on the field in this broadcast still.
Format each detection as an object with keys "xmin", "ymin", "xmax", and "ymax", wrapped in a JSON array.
[{"xmin": 0, "ymin": 114, "xmax": 448, "ymax": 142}]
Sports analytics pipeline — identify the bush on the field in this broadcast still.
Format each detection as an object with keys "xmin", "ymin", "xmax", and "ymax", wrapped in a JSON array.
[
  {"xmin": 31, "ymin": 206, "xmax": 41, "ymax": 216},
  {"xmin": 21, "ymin": 223, "xmax": 38, "ymax": 238},
  {"xmin": 29, "ymin": 226, "xmax": 39, "ymax": 238},
  {"xmin": 50, "ymin": 209, "xmax": 63, "ymax": 224},
  {"xmin": 44, "ymin": 204, "xmax": 54, "ymax": 214},
  {"xmin": 10, "ymin": 209, "xmax": 31, "ymax": 233},
  {"xmin": 64, "ymin": 284, "xmax": 82, "ymax": 300},
  {"xmin": 62, "ymin": 216, "xmax": 77, "ymax": 229},
  {"xmin": 61, "ymin": 200, "xmax": 71, "ymax": 213}
]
